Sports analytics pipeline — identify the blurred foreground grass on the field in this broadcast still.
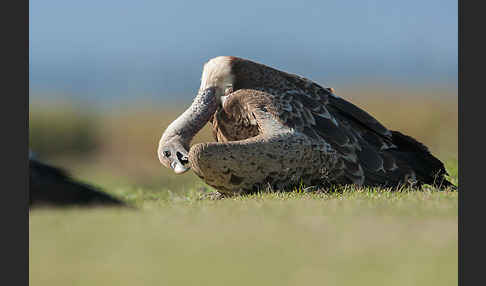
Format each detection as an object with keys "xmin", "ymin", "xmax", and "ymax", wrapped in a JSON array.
[{"xmin": 30, "ymin": 188, "xmax": 458, "ymax": 286}]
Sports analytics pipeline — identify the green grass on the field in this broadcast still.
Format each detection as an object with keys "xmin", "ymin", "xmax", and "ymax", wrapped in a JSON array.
[{"xmin": 30, "ymin": 162, "xmax": 458, "ymax": 286}]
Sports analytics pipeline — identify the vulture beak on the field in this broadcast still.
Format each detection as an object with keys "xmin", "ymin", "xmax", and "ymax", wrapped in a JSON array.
[{"xmin": 170, "ymin": 151, "xmax": 190, "ymax": 174}]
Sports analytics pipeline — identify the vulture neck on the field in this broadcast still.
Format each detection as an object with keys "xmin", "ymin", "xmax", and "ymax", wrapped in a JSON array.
[{"xmin": 163, "ymin": 88, "xmax": 220, "ymax": 150}]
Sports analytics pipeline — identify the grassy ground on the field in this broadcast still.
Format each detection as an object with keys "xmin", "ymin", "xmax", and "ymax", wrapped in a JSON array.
[{"xmin": 30, "ymin": 162, "xmax": 458, "ymax": 286}]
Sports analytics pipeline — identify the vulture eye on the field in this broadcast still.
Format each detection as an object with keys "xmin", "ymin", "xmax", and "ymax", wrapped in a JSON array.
[{"xmin": 163, "ymin": 150, "xmax": 171, "ymax": 157}]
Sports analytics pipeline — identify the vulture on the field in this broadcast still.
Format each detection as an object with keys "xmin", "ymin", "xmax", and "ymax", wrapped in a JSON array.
[
  {"xmin": 157, "ymin": 56, "xmax": 454, "ymax": 194},
  {"xmin": 29, "ymin": 154, "xmax": 125, "ymax": 207}
]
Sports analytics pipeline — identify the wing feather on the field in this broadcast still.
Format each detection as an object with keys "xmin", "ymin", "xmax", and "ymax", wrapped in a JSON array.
[
  {"xmin": 328, "ymin": 95, "xmax": 392, "ymax": 138},
  {"xmin": 226, "ymin": 57, "xmax": 452, "ymax": 188}
]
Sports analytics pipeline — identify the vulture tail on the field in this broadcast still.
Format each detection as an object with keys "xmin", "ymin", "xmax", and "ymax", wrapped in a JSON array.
[{"xmin": 389, "ymin": 131, "xmax": 456, "ymax": 189}]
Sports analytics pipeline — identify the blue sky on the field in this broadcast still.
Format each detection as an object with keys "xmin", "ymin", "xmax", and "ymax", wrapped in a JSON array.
[{"xmin": 29, "ymin": 0, "xmax": 457, "ymax": 103}]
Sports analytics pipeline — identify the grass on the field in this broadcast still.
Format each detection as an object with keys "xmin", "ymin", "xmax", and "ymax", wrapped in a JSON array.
[{"xmin": 30, "ymin": 162, "xmax": 458, "ymax": 286}]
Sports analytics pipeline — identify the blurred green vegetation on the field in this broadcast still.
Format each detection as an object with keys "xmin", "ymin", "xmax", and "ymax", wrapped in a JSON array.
[{"xmin": 29, "ymin": 104, "xmax": 101, "ymax": 156}]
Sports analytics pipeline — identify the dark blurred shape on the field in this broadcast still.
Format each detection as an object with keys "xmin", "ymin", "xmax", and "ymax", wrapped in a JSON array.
[{"xmin": 29, "ymin": 158, "xmax": 126, "ymax": 207}]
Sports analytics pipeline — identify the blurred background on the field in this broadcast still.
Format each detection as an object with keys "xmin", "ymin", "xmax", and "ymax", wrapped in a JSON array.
[{"xmin": 29, "ymin": 0, "xmax": 457, "ymax": 191}]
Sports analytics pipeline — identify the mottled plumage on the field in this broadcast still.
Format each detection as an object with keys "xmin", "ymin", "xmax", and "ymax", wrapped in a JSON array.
[{"xmin": 158, "ymin": 56, "xmax": 454, "ymax": 194}]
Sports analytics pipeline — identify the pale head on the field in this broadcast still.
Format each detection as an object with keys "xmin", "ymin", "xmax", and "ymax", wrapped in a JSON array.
[{"xmin": 158, "ymin": 134, "xmax": 190, "ymax": 174}]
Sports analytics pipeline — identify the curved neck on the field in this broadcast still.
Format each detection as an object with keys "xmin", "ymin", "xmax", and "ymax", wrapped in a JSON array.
[{"xmin": 162, "ymin": 88, "xmax": 220, "ymax": 149}]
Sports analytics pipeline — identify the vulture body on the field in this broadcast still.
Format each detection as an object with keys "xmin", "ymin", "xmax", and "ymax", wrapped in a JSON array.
[
  {"xmin": 158, "ymin": 56, "xmax": 454, "ymax": 194},
  {"xmin": 30, "ymin": 158, "xmax": 125, "ymax": 207}
]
